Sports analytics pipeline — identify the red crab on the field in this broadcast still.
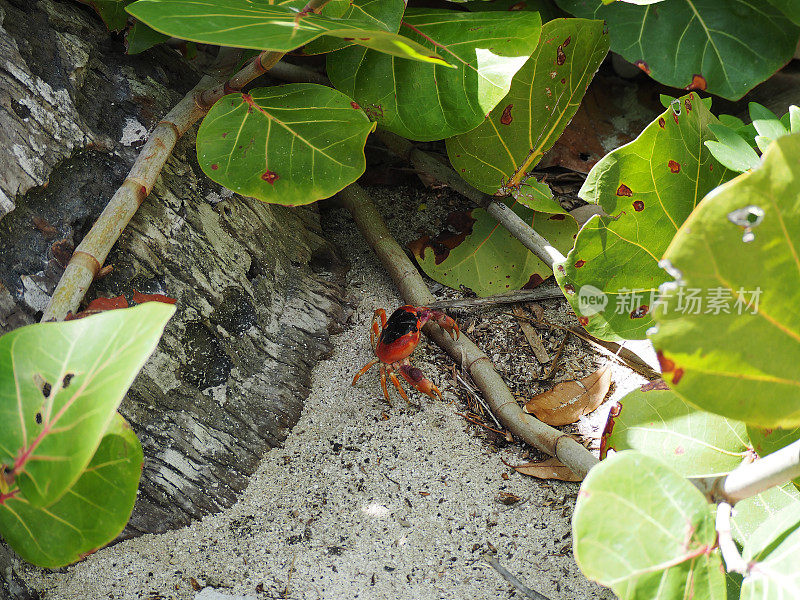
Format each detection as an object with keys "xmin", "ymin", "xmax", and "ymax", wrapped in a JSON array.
[{"xmin": 352, "ymin": 306, "xmax": 459, "ymax": 405}]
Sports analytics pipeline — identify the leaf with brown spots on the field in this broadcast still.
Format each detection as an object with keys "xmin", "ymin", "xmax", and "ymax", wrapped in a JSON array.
[
  {"xmin": 447, "ymin": 18, "xmax": 608, "ymax": 213},
  {"xmin": 410, "ymin": 200, "xmax": 577, "ymax": 297},
  {"xmin": 523, "ymin": 365, "xmax": 611, "ymax": 426},
  {"xmin": 197, "ymin": 84, "xmax": 375, "ymax": 206},
  {"xmin": 556, "ymin": 94, "xmax": 734, "ymax": 341}
]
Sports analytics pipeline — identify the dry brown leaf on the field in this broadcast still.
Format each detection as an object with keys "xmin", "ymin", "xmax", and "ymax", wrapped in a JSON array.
[
  {"xmin": 505, "ymin": 457, "xmax": 583, "ymax": 482},
  {"xmin": 523, "ymin": 365, "xmax": 612, "ymax": 426},
  {"xmin": 511, "ymin": 306, "xmax": 550, "ymax": 363}
]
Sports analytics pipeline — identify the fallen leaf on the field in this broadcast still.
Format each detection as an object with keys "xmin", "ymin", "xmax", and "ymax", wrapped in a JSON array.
[
  {"xmin": 132, "ymin": 291, "xmax": 177, "ymax": 305},
  {"xmin": 512, "ymin": 306, "xmax": 550, "ymax": 363},
  {"xmin": 65, "ymin": 295, "xmax": 129, "ymax": 321},
  {"xmin": 523, "ymin": 365, "xmax": 612, "ymax": 426},
  {"xmin": 503, "ymin": 457, "xmax": 583, "ymax": 482}
]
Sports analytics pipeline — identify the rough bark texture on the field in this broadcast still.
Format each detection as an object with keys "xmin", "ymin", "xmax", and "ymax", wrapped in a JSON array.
[{"xmin": 0, "ymin": 0, "xmax": 346, "ymax": 595}]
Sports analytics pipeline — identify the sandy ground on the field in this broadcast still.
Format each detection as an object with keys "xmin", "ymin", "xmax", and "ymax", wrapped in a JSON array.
[{"xmin": 22, "ymin": 185, "xmax": 650, "ymax": 600}]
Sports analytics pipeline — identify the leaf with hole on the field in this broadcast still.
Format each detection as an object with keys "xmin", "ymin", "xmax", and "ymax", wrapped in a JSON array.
[
  {"xmin": 555, "ymin": 0, "xmax": 800, "ymax": 101},
  {"xmin": 303, "ymin": 0, "xmax": 404, "ymax": 55},
  {"xmin": 0, "ymin": 414, "xmax": 143, "ymax": 568},
  {"xmin": 555, "ymin": 94, "xmax": 734, "ymax": 341},
  {"xmin": 601, "ymin": 386, "xmax": 749, "ymax": 477},
  {"xmin": 327, "ymin": 9, "xmax": 542, "ymax": 141},
  {"xmin": 0, "ymin": 302, "xmax": 172, "ymax": 508},
  {"xmin": 197, "ymin": 84, "xmax": 375, "ymax": 206},
  {"xmin": 126, "ymin": 0, "xmax": 450, "ymax": 64},
  {"xmin": 446, "ymin": 18, "xmax": 608, "ymax": 213},
  {"xmin": 573, "ymin": 451, "xmax": 725, "ymax": 600},
  {"xmin": 651, "ymin": 134, "xmax": 800, "ymax": 428},
  {"xmin": 409, "ymin": 201, "xmax": 577, "ymax": 297}
]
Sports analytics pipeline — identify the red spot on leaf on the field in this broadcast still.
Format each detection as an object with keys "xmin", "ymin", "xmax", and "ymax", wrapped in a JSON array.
[
  {"xmin": 657, "ymin": 350, "xmax": 675, "ymax": 373},
  {"xmin": 343, "ymin": 37, "xmax": 355, "ymax": 40},
  {"xmin": 560, "ymin": 78, "xmax": 566, "ymax": 84},
  {"xmin": 673, "ymin": 112, "xmax": 679, "ymax": 125},
  {"xmin": 616, "ymin": 184, "xmax": 633, "ymax": 197},
  {"xmin": 563, "ymin": 283, "xmax": 575, "ymax": 295},
  {"xmin": 221, "ymin": 132, "xmax": 228, "ymax": 138},
  {"xmin": 578, "ymin": 316, "xmax": 589, "ymax": 326},
  {"xmin": 685, "ymin": 75, "xmax": 706, "ymax": 91},
  {"xmin": 675, "ymin": 445, "xmax": 685, "ymax": 455},
  {"xmin": 634, "ymin": 60, "xmax": 650, "ymax": 74},
  {"xmin": 710, "ymin": 164, "xmax": 714, "ymax": 171},
  {"xmin": 599, "ymin": 402, "xmax": 622, "ymax": 458},
  {"xmin": 669, "ymin": 160, "xmax": 680, "ymax": 173},
  {"xmin": 684, "ymin": 96, "xmax": 693, "ymax": 111},
  {"xmin": 672, "ymin": 368, "xmax": 685, "ymax": 384},
  {"xmin": 500, "ymin": 104, "xmax": 514, "ymax": 125},
  {"xmin": 630, "ymin": 304, "xmax": 649, "ymax": 319},
  {"xmin": 658, "ymin": 117, "xmax": 665, "ymax": 128},
  {"xmin": 563, "ymin": 36, "xmax": 571, "ymax": 46},
  {"xmin": 261, "ymin": 170, "xmax": 279, "ymax": 184},
  {"xmin": 633, "ymin": 200, "xmax": 644, "ymax": 211},
  {"xmin": 557, "ymin": 265, "xmax": 566, "ymax": 274},
  {"xmin": 575, "ymin": 259, "xmax": 586, "ymax": 268},
  {"xmin": 359, "ymin": 37, "xmax": 370, "ymax": 40},
  {"xmin": 211, "ymin": 164, "xmax": 218, "ymax": 170},
  {"xmin": 351, "ymin": 101, "xmax": 361, "ymax": 109}
]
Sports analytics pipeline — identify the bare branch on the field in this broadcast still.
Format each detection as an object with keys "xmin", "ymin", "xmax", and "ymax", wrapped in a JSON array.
[
  {"xmin": 483, "ymin": 553, "xmax": 552, "ymax": 600},
  {"xmin": 716, "ymin": 502, "xmax": 749, "ymax": 575},
  {"xmin": 426, "ymin": 284, "xmax": 563, "ymax": 310}
]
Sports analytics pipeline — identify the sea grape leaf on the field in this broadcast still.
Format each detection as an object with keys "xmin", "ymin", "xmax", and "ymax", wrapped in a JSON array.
[
  {"xmin": 327, "ymin": 9, "xmax": 542, "ymax": 141},
  {"xmin": 741, "ymin": 503, "xmax": 800, "ymax": 599},
  {"xmin": 125, "ymin": 20, "xmax": 170, "ymax": 54},
  {"xmin": 196, "ymin": 84, "xmax": 375, "ymax": 206},
  {"xmin": 409, "ymin": 201, "xmax": 577, "ymax": 297},
  {"xmin": 555, "ymin": 93, "xmax": 733, "ymax": 341},
  {"xmin": 767, "ymin": 0, "xmax": 800, "ymax": 25},
  {"xmin": 602, "ymin": 386, "xmax": 749, "ymax": 477},
  {"xmin": 126, "ymin": 0, "xmax": 450, "ymax": 65},
  {"xmin": 651, "ymin": 134, "xmax": 800, "ymax": 428},
  {"xmin": 0, "ymin": 302, "xmax": 173, "ymax": 508},
  {"xmin": 573, "ymin": 451, "xmax": 725, "ymax": 600},
  {"xmin": 0, "ymin": 414, "xmax": 143, "ymax": 568},
  {"xmin": 446, "ymin": 18, "xmax": 608, "ymax": 213},
  {"xmin": 555, "ymin": 0, "xmax": 800, "ymax": 101},
  {"xmin": 705, "ymin": 124, "xmax": 761, "ymax": 173},
  {"xmin": 731, "ymin": 483, "xmax": 800, "ymax": 545},
  {"xmin": 748, "ymin": 425, "xmax": 800, "ymax": 488},
  {"xmin": 78, "ymin": 0, "xmax": 131, "ymax": 30},
  {"xmin": 303, "ymin": 0, "xmax": 404, "ymax": 55}
]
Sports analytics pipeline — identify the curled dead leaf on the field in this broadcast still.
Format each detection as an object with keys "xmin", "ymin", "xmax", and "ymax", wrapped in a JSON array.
[
  {"xmin": 503, "ymin": 457, "xmax": 583, "ymax": 482},
  {"xmin": 523, "ymin": 365, "xmax": 611, "ymax": 426}
]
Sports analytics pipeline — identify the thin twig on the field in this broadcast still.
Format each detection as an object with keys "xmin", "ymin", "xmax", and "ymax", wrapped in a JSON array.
[
  {"xmin": 483, "ymin": 553, "xmax": 551, "ymax": 600},
  {"xmin": 535, "ymin": 331, "xmax": 569, "ymax": 381},
  {"xmin": 339, "ymin": 183, "xmax": 599, "ymax": 478},
  {"xmin": 716, "ymin": 502, "xmax": 749, "ymax": 575},
  {"xmin": 456, "ymin": 372, "xmax": 504, "ymax": 431},
  {"xmin": 427, "ymin": 284, "xmax": 564, "ymax": 310},
  {"xmin": 42, "ymin": 46, "xmax": 289, "ymax": 322}
]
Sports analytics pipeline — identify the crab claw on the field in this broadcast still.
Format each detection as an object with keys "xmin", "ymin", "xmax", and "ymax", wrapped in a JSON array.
[
  {"xmin": 399, "ymin": 365, "xmax": 442, "ymax": 401},
  {"xmin": 429, "ymin": 310, "xmax": 460, "ymax": 341}
]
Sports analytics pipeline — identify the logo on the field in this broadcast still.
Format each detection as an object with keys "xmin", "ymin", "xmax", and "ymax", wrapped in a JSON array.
[{"xmin": 578, "ymin": 285, "xmax": 608, "ymax": 316}]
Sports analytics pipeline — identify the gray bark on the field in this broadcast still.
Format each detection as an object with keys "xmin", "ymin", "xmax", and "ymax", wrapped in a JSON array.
[{"xmin": 0, "ymin": 0, "xmax": 346, "ymax": 596}]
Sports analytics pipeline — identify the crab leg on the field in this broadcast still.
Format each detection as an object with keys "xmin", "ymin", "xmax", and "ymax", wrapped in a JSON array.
[
  {"xmin": 398, "ymin": 364, "xmax": 442, "ymax": 401},
  {"xmin": 379, "ymin": 363, "xmax": 392, "ymax": 406},
  {"xmin": 387, "ymin": 368, "xmax": 410, "ymax": 403},
  {"xmin": 352, "ymin": 358, "xmax": 379, "ymax": 385}
]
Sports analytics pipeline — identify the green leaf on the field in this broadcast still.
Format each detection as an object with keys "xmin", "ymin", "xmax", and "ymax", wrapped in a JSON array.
[
  {"xmin": 462, "ymin": 0, "xmax": 565, "ymax": 22},
  {"xmin": 445, "ymin": 18, "xmax": 609, "ymax": 213},
  {"xmin": 78, "ymin": 0, "xmax": 131, "ymax": 31},
  {"xmin": 0, "ymin": 302, "xmax": 173, "ymax": 507},
  {"xmin": 741, "ymin": 503, "xmax": 800, "ymax": 599},
  {"xmin": 126, "ymin": 0, "xmax": 450, "ymax": 65},
  {"xmin": 125, "ymin": 20, "xmax": 170, "ymax": 54},
  {"xmin": 573, "ymin": 451, "xmax": 725, "ymax": 600},
  {"xmin": 409, "ymin": 201, "xmax": 577, "ymax": 297},
  {"xmin": 555, "ymin": 94, "xmax": 733, "ymax": 341},
  {"xmin": 731, "ymin": 483, "xmax": 800, "ymax": 546},
  {"xmin": 327, "ymin": 9, "xmax": 542, "ymax": 141},
  {"xmin": 651, "ymin": 134, "xmax": 800, "ymax": 428},
  {"xmin": 555, "ymin": 0, "xmax": 800, "ymax": 101},
  {"xmin": 0, "ymin": 414, "xmax": 143, "ymax": 568},
  {"xmin": 197, "ymin": 84, "xmax": 375, "ymax": 206},
  {"xmin": 705, "ymin": 124, "xmax": 761, "ymax": 173},
  {"xmin": 602, "ymin": 387, "xmax": 749, "ymax": 477},
  {"xmin": 766, "ymin": 0, "xmax": 800, "ymax": 25},
  {"xmin": 303, "ymin": 0, "xmax": 404, "ymax": 55}
]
